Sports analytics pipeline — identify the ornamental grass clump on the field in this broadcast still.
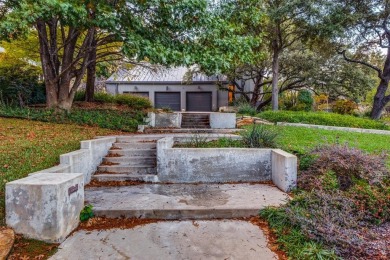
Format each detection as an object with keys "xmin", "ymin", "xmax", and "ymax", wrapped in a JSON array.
[{"xmin": 241, "ymin": 125, "xmax": 278, "ymax": 148}]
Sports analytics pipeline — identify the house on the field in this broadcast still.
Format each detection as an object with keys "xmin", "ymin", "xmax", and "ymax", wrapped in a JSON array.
[{"xmin": 106, "ymin": 65, "xmax": 230, "ymax": 112}]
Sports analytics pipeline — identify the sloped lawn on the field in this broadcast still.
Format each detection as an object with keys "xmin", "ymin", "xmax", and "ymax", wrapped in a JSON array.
[{"xmin": 0, "ymin": 118, "xmax": 125, "ymax": 259}]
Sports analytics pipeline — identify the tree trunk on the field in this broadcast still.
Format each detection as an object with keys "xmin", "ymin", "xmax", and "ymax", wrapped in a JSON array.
[
  {"xmin": 85, "ymin": 28, "xmax": 97, "ymax": 102},
  {"xmin": 371, "ymin": 79, "xmax": 389, "ymax": 119},
  {"xmin": 371, "ymin": 46, "xmax": 390, "ymax": 119},
  {"xmin": 250, "ymin": 76, "xmax": 264, "ymax": 106},
  {"xmin": 271, "ymin": 42, "xmax": 280, "ymax": 111}
]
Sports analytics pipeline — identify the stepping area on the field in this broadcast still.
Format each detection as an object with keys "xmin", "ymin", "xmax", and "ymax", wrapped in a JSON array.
[{"xmin": 86, "ymin": 184, "xmax": 288, "ymax": 219}]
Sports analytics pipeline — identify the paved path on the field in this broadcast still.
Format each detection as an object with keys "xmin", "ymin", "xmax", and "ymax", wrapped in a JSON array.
[
  {"xmin": 51, "ymin": 220, "xmax": 277, "ymax": 260},
  {"xmin": 86, "ymin": 184, "xmax": 288, "ymax": 219}
]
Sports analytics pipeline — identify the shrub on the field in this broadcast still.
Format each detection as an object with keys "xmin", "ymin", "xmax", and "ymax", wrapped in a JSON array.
[
  {"xmin": 260, "ymin": 207, "xmax": 338, "ymax": 259},
  {"xmin": 74, "ymin": 90, "xmax": 86, "ymax": 101},
  {"xmin": 296, "ymin": 90, "xmax": 314, "ymax": 111},
  {"xmin": 241, "ymin": 125, "xmax": 278, "ymax": 148},
  {"xmin": 80, "ymin": 204, "xmax": 94, "ymax": 222},
  {"xmin": 75, "ymin": 92, "xmax": 152, "ymax": 110},
  {"xmin": 285, "ymin": 190, "xmax": 382, "ymax": 258},
  {"xmin": 115, "ymin": 94, "xmax": 152, "ymax": 110},
  {"xmin": 0, "ymin": 106, "xmax": 144, "ymax": 132},
  {"xmin": 94, "ymin": 92, "xmax": 115, "ymax": 103},
  {"xmin": 299, "ymin": 144, "xmax": 389, "ymax": 191},
  {"xmin": 237, "ymin": 102, "xmax": 257, "ymax": 116},
  {"xmin": 257, "ymin": 110, "xmax": 389, "ymax": 130},
  {"xmin": 332, "ymin": 99, "xmax": 358, "ymax": 115}
]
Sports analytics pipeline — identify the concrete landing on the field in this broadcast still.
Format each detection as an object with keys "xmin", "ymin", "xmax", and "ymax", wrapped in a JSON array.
[
  {"xmin": 51, "ymin": 220, "xmax": 278, "ymax": 260},
  {"xmin": 86, "ymin": 184, "xmax": 288, "ymax": 219}
]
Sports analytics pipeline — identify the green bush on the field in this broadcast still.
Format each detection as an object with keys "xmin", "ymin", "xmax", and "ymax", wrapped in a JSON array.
[
  {"xmin": 74, "ymin": 91, "xmax": 152, "ymax": 110},
  {"xmin": 237, "ymin": 102, "xmax": 257, "ymax": 116},
  {"xmin": 0, "ymin": 106, "xmax": 144, "ymax": 132},
  {"xmin": 257, "ymin": 111, "xmax": 389, "ymax": 130},
  {"xmin": 80, "ymin": 204, "xmax": 94, "ymax": 222},
  {"xmin": 94, "ymin": 92, "xmax": 115, "ymax": 103},
  {"xmin": 332, "ymin": 99, "xmax": 358, "ymax": 115},
  {"xmin": 296, "ymin": 90, "xmax": 314, "ymax": 111},
  {"xmin": 115, "ymin": 94, "xmax": 152, "ymax": 110},
  {"xmin": 260, "ymin": 207, "xmax": 338, "ymax": 260},
  {"xmin": 74, "ymin": 90, "xmax": 86, "ymax": 101},
  {"xmin": 241, "ymin": 125, "xmax": 278, "ymax": 148}
]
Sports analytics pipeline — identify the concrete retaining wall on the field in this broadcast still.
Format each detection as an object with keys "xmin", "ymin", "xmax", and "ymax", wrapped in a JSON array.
[
  {"xmin": 210, "ymin": 113, "xmax": 236, "ymax": 129},
  {"xmin": 32, "ymin": 137, "xmax": 116, "ymax": 183},
  {"xmin": 157, "ymin": 137, "xmax": 296, "ymax": 191},
  {"xmin": 277, "ymin": 122, "xmax": 390, "ymax": 135},
  {"xmin": 7, "ymin": 136, "xmax": 117, "ymax": 243},
  {"xmin": 6, "ymin": 172, "xmax": 84, "ymax": 243},
  {"xmin": 146, "ymin": 112, "xmax": 181, "ymax": 128}
]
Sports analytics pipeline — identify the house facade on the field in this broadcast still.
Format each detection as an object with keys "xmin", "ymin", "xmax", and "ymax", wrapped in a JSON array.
[{"xmin": 106, "ymin": 65, "xmax": 229, "ymax": 112}]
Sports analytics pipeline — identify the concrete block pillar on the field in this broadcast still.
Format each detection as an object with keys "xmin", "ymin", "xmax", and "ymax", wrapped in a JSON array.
[
  {"xmin": 271, "ymin": 149, "xmax": 297, "ymax": 192},
  {"xmin": 6, "ymin": 172, "xmax": 84, "ymax": 243}
]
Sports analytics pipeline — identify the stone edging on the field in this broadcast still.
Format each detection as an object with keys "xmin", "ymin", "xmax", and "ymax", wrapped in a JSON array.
[{"xmin": 276, "ymin": 122, "xmax": 390, "ymax": 135}]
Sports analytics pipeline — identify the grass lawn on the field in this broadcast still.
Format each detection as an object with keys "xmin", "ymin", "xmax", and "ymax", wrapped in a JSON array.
[
  {"xmin": 272, "ymin": 125, "xmax": 390, "ymax": 155},
  {"xmin": 0, "ymin": 117, "xmax": 126, "ymax": 259}
]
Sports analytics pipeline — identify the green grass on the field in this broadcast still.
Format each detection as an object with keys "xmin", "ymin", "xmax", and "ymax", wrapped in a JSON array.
[
  {"xmin": 0, "ymin": 106, "xmax": 145, "ymax": 132},
  {"xmin": 260, "ymin": 207, "xmax": 338, "ymax": 260},
  {"xmin": 272, "ymin": 125, "xmax": 390, "ymax": 154},
  {"xmin": 257, "ymin": 111, "xmax": 389, "ymax": 130}
]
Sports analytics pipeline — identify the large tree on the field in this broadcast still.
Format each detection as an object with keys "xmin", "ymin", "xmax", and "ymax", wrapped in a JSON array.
[
  {"xmin": 320, "ymin": 0, "xmax": 390, "ymax": 119},
  {"xmin": 0, "ymin": 0, "xmax": 209, "ymax": 110}
]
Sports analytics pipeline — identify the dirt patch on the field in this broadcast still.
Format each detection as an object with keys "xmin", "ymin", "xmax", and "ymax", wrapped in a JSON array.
[
  {"xmin": 76, "ymin": 217, "xmax": 161, "ymax": 232},
  {"xmin": 8, "ymin": 234, "xmax": 58, "ymax": 260},
  {"xmin": 249, "ymin": 216, "xmax": 288, "ymax": 260},
  {"xmin": 86, "ymin": 179, "xmax": 146, "ymax": 187}
]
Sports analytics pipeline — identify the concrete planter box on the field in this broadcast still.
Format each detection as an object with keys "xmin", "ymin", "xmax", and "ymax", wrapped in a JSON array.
[{"xmin": 157, "ymin": 137, "xmax": 297, "ymax": 192}]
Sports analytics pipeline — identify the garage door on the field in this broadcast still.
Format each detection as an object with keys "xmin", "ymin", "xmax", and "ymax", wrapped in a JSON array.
[
  {"xmin": 155, "ymin": 92, "xmax": 181, "ymax": 111},
  {"xmin": 186, "ymin": 92, "xmax": 212, "ymax": 111}
]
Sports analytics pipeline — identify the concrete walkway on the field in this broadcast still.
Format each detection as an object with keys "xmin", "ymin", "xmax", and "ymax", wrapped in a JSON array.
[
  {"xmin": 86, "ymin": 184, "xmax": 288, "ymax": 219},
  {"xmin": 51, "ymin": 220, "xmax": 278, "ymax": 260}
]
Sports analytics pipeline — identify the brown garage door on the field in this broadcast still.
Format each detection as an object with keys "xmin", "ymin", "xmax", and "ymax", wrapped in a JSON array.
[
  {"xmin": 186, "ymin": 92, "xmax": 212, "ymax": 111},
  {"xmin": 155, "ymin": 92, "xmax": 181, "ymax": 111}
]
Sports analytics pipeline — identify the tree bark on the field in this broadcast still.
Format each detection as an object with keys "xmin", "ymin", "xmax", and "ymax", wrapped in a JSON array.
[
  {"xmin": 371, "ymin": 79, "xmax": 390, "ymax": 119},
  {"xmin": 86, "ymin": 28, "xmax": 97, "ymax": 102},
  {"xmin": 371, "ymin": 46, "xmax": 390, "ymax": 119},
  {"xmin": 271, "ymin": 41, "xmax": 280, "ymax": 111}
]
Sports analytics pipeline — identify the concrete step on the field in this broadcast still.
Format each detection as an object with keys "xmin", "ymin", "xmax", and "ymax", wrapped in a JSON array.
[
  {"xmin": 103, "ymin": 157, "xmax": 156, "ymax": 166},
  {"xmin": 97, "ymin": 165, "xmax": 157, "ymax": 174},
  {"xmin": 108, "ymin": 149, "xmax": 157, "ymax": 157},
  {"xmin": 116, "ymin": 136, "xmax": 160, "ymax": 143},
  {"xmin": 92, "ymin": 173, "xmax": 158, "ymax": 182},
  {"xmin": 145, "ymin": 128, "xmax": 242, "ymax": 134},
  {"xmin": 181, "ymin": 125, "xmax": 211, "ymax": 129},
  {"xmin": 111, "ymin": 142, "xmax": 156, "ymax": 149},
  {"xmin": 85, "ymin": 183, "xmax": 289, "ymax": 219}
]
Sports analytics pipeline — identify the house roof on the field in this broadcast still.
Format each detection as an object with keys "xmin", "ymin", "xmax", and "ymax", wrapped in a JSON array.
[{"xmin": 107, "ymin": 64, "xmax": 226, "ymax": 84}]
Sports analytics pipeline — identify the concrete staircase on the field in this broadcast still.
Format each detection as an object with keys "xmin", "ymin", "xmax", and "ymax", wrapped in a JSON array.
[
  {"xmin": 88, "ymin": 135, "xmax": 288, "ymax": 220},
  {"xmin": 92, "ymin": 136, "xmax": 159, "ymax": 182},
  {"xmin": 181, "ymin": 113, "xmax": 210, "ymax": 128}
]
